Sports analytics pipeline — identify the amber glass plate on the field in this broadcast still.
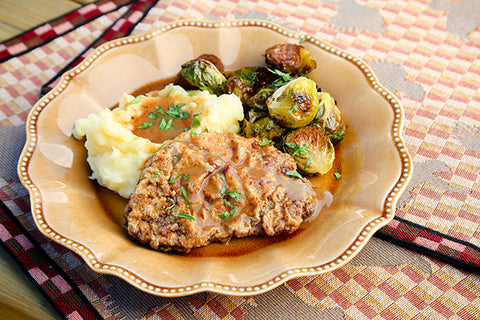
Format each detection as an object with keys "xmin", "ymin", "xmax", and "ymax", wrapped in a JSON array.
[{"xmin": 18, "ymin": 20, "xmax": 412, "ymax": 297}]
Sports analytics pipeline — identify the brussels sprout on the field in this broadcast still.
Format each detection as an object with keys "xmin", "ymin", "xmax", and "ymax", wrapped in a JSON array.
[
  {"xmin": 314, "ymin": 91, "xmax": 345, "ymax": 145},
  {"xmin": 226, "ymin": 69, "xmax": 256, "ymax": 104},
  {"xmin": 176, "ymin": 57, "xmax": 227, "ymax": 95},
  {"xmin": 283, "ymin": 125, "xmax": 335, "ymax": 175},
  {"xmin": 241, "ymin": 115, "xmax": 286, "ymax": 146},
  {"xmin": 265, "ymin": 43, "xmax": 317, "ymax": 75},
  {"xmin": 266, "ymin": 77, "xmax": 319, "ymax": 128},
  {"xmin": 196, "ymin": 54, "xmax": 224, "ymax": 73},
  {"xmin": 246, "ymin": 88, "xmax": 275, "ymax": 111}
]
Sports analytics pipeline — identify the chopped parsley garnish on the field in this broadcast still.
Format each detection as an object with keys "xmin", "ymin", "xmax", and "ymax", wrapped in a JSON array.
[
  {"xmin": 288, "ymin": 102, "xmax": 299, "ymax": 113},
  {"xmin": 219, "ymin": 185, "xmax": 228, "ymax": 197},
  {"xmin": 137, "ymin": 121, "xmax": 152, "ymax": 129},
  {"xmin": 127, "ymin": 96, "xmax": 141, "ymax": 105},
  {"xmin": 246, "ymin": 71, "xmax": 257, "ymax": 85},
  {"xmin": 259, "ymin": 138, "xmax": 273, "ymax": 146},
  {"xmin": 299, "ymin": 36, "xmax": 307, "ymax": 44},
  {"xmin": 168, "ymin": 174, "xmax": 190, "ymax": 184},
  {"xmin": 285, "ymin": 142, "xmax": 309, "ymax": 156},
  {"xmin": 226, "ymin": 191, "xmax": 243, "ymax": 202},
  {"xmin": 180, "ymin": 186, "xmax": 190, "ymax": 204},
  {"xmin": 334, "ymin": 171, "xmax": 342, "ymax": 180},
  {"xmin": 338, "ymin": 131, "xmax": 345, "ymax": 138},
  {"xmin": 175, "ymin": 213, "xmax": 195, "ymax": 220},
  {"xmin": 159, "ymin": 118, "xmax": 174, "ymax": 130},
  {"xmin": 286, "ymin": 169, "xmax": 306, "ymax": 183},
  {"xmin": 191, "ymin": 113, "xmax": 201, "ymax": 128},
  {"xmin": 148, "ymin": 112, "xmax": 159, "ymax": 119},
  {"xmin": 219, "ymin": 207, "xmax": 236, "ymax": 219},
  {"xmin": 154, "ymin": 171, "xmax": 162, "ymax": 177},
  {"xmin": 166, "ymin": 102, "xmax": 188, "ymax": 119},
  {"xmin": 304, "ymin": 157, "xmax": 312, "ymax": 169},
  {"xmin": 220, "ymin": 173, "xmax": 226, "ymax": 181},
  {"xmin": 267, "ymin": 68, "xmax": 294, "ymax": 88}
]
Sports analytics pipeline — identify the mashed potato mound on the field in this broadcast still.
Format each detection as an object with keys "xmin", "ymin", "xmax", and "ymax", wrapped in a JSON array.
[{"xmin": 73, "ymin": 84, "xmax": 244, "ymax": 198}]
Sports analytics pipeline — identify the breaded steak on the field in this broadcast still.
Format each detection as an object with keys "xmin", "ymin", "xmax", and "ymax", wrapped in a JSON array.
[{"xmin": 124, "ymin": 132, "xmax": 317, "ymax": 253}]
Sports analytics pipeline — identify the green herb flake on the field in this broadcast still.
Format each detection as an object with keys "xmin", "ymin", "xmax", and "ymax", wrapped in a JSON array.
[
  {"xmin": 148, "ymin": 112, "xmax": 159, "ymax": 119},
  {"xmin": 288, "ymin": 102, "xmax": 299, "ymax": 113},
  {"xmin": 154, "ymin": 171, "xmax": 161, "ymax": 177},
  {"xmin": 180, "ymin": 186, "xmax": 190, "ymax": 204},
  {"xmin": 304, "ymin": 157, "xmax": 312, "ymax": 169},
  {"xmin": 137, "ymin": 121, "xmax": 152, "ymax": 129},
  {"xmin": 175, "ymin": 213, "xmax": 195, "ymax": 220},
  {"xmin": 127, "ymin": 96, "xmax": 141, "ymax": 105},
  {"xmin": 246, "ymin": 72, "xmax": 257, "ymax": 85},
  {"xmin": 168, "ymin": 174, "xmax": 190, "ymax": 184},
  {"xmin": 219, "ymin": 207, "xmax": 237, "ymax": 219},
  {"xmin": 286, "ymin": 169, "xmax": 306, "ymax": 183},
  {"xmin": 285, "ymin": 142, "xmax": 310, "ymax": 156},
  {"xmin": 226, "ymin": 191, "xmax": 243, "ymax": 202},
  {"xmin": 299, "ymin": 36, "xmax": 307, "ymax": 44},
  {"xmin": 219, "ymin": 185, "xmax": 228, "ymax": 197},
  {"xmin": 159, "ymin": 118, "xmax": 174, "ymax": 130},
  {"xmin": 259, "ymin": 138, "xmax": 273, "ymax": 146},
  {"xmin": 220, "ymin": 173, "xmax": 226, "ymax": 181},
  {"xmin": 191, "ymin": 113, "xmax": 201, "ymax": 128},
  {"xmin": 334, "ymin": 171, "xmax": 342, "ymax": 180}
]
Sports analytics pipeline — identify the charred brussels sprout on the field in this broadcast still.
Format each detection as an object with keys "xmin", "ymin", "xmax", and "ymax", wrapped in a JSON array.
[
  {"xmin": 266, "ymin": 77, "xmax": 319, "ymax": 128},
  {"xmin": 246, "ymin": 88, "xmax": 275, "ymax": 111},
  {"xmin": 226, "ymin": 67, "xmax": 258, "ymax": 104},
  {"xmin": 177, "ymin": 57, "xmax": 227, "ymax": 95},
  {"xmin": 283, "ymin": 125, "xmax": 335, "ymax": 175},
  {"xmin": 241, "ymin": 113, "xmax": 286, "ymax": 146},
  {"xmin": 314, "ymin": 91, "xmax": 345, "ymax": 145},
  {"xmin": 265, "ymin": 43, "xmax": 317, "ymax": 75}
]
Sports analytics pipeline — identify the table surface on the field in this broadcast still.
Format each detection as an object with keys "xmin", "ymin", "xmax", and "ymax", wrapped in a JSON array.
[
  {"xmin": 1, "ymin": 1, "xmax": 479, "ymax": 320},
  {"xmin": 0, "ymin": 1, "xmax": 93, "ymax": 319}
]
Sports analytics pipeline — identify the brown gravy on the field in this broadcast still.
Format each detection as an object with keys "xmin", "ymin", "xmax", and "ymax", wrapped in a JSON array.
[{"xmin": 97, "ymin": 78, "xmax": 343, "ymax": 257}]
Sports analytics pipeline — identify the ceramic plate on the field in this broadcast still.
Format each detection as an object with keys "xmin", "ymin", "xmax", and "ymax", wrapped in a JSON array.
[{"xmin": 18, "ymin": 20, "xmax": 412, "ymax": 297}]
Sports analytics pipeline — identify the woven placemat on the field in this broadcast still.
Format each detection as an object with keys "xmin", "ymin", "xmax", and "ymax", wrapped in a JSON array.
[{"xmin": 1, "ymin": 1, "xmax": 479, "ymax": 319}]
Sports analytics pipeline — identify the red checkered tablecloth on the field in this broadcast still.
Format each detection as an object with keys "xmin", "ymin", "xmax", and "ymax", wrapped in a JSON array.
[{"xmin": 1, "ymin": 1, "xmax": 479, "ymax": 319}]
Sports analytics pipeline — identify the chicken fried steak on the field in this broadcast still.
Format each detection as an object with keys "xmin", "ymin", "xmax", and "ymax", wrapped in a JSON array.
[{"xmin": 124, "ymin": 132, "xmax": 317, "ymax": 253}]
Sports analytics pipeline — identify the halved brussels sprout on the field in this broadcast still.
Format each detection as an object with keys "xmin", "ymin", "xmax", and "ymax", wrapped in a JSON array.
[
  {"xmin": 241, "ymin": 114, "xmax": 286, "ymax": 146},
  {"xmin": 283, "ymin": 125, "xmax": 335, "ymax": 175},
  {"xmin": 314, "ymin": 91, "xmax": 345, "ymax": 145},
  {"xmin": 265, "ymin": 43, "xmax": 317, "ymax": 75},
  {"xmin": 246, "ymin": 88, "xmax": 275, "ymax": 111},
  {"xmin": 176, "ymin": 57, "xmax": 227, "ymax": 95},
  {"xmin": 266, "ymin": 77, "xmax": 319, "ymax": 128}
]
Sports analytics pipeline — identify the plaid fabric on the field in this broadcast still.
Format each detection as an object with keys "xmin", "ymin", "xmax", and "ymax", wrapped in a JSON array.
[
  {"xmin": 1, "ymin": 0, "xmax": 480, "ymax": 319},
  {"xmin": 0, "ymin": 201, "xmax": 102, "ymax": 319},
  {"xmin": 0, "ymin": 0, "xmax": 135, "ymax": 63}
]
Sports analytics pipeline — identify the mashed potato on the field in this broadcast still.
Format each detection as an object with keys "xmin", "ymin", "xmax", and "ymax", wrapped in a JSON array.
[{"xmin": 73, "ymin": 84, "xmax": 244, "ymax": 198}]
